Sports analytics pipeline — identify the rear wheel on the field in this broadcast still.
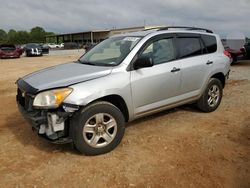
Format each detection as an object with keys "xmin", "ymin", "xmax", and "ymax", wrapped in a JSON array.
[
  {"xmin": 71, "ymin": 101, "xmax": 125, "ymax": 155},
  {"xmin": 197, "ymin": 78, "xmax": 223, "ymax": 112}
]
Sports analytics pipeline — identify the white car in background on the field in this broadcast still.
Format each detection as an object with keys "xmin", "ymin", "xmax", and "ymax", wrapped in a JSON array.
[
  {"xmin": 47, "ymin": 43, "xmax": 64, "ymax": 49},
  {"xmin": 59, "ymin": 43, "xmax": 64, "ymax": 48}
]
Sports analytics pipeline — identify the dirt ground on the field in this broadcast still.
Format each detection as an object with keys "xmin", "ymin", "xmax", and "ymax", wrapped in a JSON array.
[{"xmin": 0, "ymin": 53, "xmax": 249, "ymax": 188}]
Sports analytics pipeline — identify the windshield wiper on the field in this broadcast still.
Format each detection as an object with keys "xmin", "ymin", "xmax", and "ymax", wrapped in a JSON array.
[{"xmin": 76, "ymin": 59, "xmax": 117, "ymax": 67}]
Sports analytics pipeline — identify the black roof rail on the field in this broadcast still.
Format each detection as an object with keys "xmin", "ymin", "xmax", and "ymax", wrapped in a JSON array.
[{"xmin": 157, "ymin": 26, "xmax": 213, "ymax": 33}]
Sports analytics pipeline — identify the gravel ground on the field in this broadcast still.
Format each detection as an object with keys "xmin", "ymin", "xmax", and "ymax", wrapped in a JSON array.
[{"xmin": 0, "ymin": 55, "xmax": 249, "ymax": 188}]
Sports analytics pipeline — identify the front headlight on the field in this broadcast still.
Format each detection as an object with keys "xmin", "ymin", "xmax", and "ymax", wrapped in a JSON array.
[{"xmin": 33, "ymin": 88, "xmax": 73, "ymax": 109}]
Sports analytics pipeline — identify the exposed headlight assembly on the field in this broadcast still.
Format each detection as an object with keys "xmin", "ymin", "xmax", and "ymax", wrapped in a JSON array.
[{"xmin": 33, "ymin": 88, "xmax": 73, "ymax": 109}]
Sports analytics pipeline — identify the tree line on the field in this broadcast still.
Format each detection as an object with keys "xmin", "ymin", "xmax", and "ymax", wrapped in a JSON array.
[{"xmin": 0, "ymin": 26, "xmax": 56, "ymax": 44}]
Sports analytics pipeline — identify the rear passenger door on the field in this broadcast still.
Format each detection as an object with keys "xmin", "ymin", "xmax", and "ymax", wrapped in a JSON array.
[{"xmin": 176, "ymin": 33, "xmax": 214, "ymax": 97}]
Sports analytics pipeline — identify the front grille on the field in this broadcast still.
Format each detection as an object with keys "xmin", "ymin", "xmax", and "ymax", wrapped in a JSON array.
[{"xmin": 16, "ymin": 88, "xmax": 34, "ymax": 111}]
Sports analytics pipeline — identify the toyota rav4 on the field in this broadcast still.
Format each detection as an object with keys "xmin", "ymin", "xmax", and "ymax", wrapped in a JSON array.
[{"xmin": 16, "ymin": 26, "xmax": 231, "ymax": 155}]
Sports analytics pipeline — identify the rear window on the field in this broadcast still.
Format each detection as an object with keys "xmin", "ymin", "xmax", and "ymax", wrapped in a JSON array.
[
  {"xmin": 201, "ymin": 35, "xmax": 217, "ymax": 53},
  {"xmin": 178, "ymin": 38, "xmax": 202, "ymax": 58},
  {"xmin": 0, "ymin": 45, "xmax": 16, "ymax": 50}
]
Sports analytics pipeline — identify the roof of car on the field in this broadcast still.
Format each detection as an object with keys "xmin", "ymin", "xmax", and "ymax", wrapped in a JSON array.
[
  {"xmin": 112, "ymin": 27, "xmax": 214, "ymax": 38},
  {"xmin": 112, "ymin": 30, "xmax": 157, "ymax": 37}
]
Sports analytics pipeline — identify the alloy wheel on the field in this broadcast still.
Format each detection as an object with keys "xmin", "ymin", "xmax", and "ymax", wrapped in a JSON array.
[{"xmin": 83, "ymin": 113, "xmax": 118, "ymax": 148}]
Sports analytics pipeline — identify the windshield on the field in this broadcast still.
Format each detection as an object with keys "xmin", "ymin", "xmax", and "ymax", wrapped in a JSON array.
[{"xmin": 79, "ymin": 36, "xmax": 141, "ymax": 66}]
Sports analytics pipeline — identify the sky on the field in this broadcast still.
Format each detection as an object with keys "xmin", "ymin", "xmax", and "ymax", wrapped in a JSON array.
[{"xmin": 0, "ymin": 0, "xmax": 249, "ymax": 38}]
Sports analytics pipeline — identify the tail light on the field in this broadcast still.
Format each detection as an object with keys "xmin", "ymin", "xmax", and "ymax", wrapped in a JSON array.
[{"xmin": 224, "ymin": 50, "xmax": 231, "ymax": 59}]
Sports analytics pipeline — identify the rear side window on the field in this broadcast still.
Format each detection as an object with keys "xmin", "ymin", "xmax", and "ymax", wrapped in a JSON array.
[
  {"xmin": 201, "ymin": 35, "xmax": 217, "ymax": 53},
  {"xmin": 178, "ymin": 38, "xmax": 202, "ymax": 58}
]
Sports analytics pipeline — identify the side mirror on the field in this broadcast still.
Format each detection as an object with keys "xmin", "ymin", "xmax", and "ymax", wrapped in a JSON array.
[{"xmin": 133, "ymin": 55, "xmax": 154, "ymax": 70}]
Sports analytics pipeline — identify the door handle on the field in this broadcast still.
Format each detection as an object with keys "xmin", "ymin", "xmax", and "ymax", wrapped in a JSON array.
[
  {"xmin": 171, "ymin": 67, "xmax": 181, "ymax": 72},
  {"xmin": 206, "ymin": 60, "xmax": 213, "ymax": 65}
]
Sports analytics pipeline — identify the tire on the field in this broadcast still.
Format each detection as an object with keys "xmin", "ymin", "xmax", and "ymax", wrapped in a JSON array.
[
  {"xmin": 71, "ymin": 101, "xmax": 125, "ymax": 155},
  {"xmin": 197, "ymin": 78, "xmax": 223, "ymax": 112}
]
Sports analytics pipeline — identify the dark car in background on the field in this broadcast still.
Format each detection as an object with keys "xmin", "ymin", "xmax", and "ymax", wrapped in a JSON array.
[
  {"xmin": 23, "ymin": 43, "xmax": 43, "ymax": 56},
  {"xmin": 40, "ymin": 44, "xmax": 49, "ymax": 54},
  {"xmin": 0, "ymin": 44, "xmax": 23, "ymax": 58},
  {"xmin": 64, "ymin": 42, "xmax": 78, "ymax": 49},
  {"xmin": 243, "ymin": 42, "xmax": 250, "ymax": 59}
]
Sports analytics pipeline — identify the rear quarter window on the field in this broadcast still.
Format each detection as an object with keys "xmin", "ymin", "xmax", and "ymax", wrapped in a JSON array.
[
  {"xmin": 201, "ymin": 35, "xmax": 217, "ymax": 53},
  {"xmin": 178, "ymin": 37, "xmax": 202, "ymax": 58}
]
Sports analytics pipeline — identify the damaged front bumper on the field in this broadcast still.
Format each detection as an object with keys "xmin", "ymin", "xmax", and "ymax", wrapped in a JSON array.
[{"xmin": 16, "ymin": 90, "xmax": 78, "ymax": 144}]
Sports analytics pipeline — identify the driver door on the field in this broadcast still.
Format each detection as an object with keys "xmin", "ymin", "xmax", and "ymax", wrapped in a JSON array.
[{"xmin": 130, "ymin": 36, "xmax": 181, "ymax": 116}]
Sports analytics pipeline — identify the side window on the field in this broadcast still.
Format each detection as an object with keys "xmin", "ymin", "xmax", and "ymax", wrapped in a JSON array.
[
  {"xmin": 178, "ymin": 37, "xmax": 202, "ymax": 58},
  {"xmin": 141, "ymin": 38, "xmax": 175, "ymax": 65},
  {"xmin": 201, "ymin": 35, "xmax": 217, "ymax": 53},
  {"xmin": 142, "ymin": 43, "xmax": 153, "ymax": 56}
]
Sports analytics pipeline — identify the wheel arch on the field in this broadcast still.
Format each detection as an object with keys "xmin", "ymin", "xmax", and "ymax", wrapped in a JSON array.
[
  {"xmin": 211, "ymin": 72, "xmax": 225, "ymax": 88},
  {"xmin": 87, "ymin": 94, "xmax": 129, "ymax": 122}
]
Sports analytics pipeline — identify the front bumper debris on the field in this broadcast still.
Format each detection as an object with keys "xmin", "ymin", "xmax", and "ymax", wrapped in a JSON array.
[
  {"xmin": 17, "ymin": 102, "xmax": 73, "ymax": 144},
  {"xmin": 16, "ymin": 85, "xmax": 76, "ymax": 144}
]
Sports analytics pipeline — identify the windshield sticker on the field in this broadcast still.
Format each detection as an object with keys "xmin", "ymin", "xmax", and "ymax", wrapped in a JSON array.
[{"xmin": 123, "ymin": 37, "xmax": 140, "ymax": 42}]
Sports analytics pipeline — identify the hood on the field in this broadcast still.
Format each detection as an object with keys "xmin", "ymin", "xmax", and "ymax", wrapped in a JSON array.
[{"xmin": 21, "ymin": 62, "xmax": 112, "ymax": 92}]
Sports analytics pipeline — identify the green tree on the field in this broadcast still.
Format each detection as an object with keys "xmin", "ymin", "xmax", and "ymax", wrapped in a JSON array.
[
  {"xmin": 30, "ymin": 26, "xmax": 46, "ymax": 43},
  {"xmin": 45, "ymin": 32, "xmax": 57, "ymax": 43},
  {"xmin": 7, "ymin": 29, "xmax": 17, "ymax": 44},
  {"xmin": 0, "ymin": 29, "xmax": 7, "ymax": 43},
  {"xmin": 1, "ymin": 27, "xmax": 56, "ymax": 44},
  {"xmin": 15, "ymin": 31, "xmax": 30, "ymax": 44}
]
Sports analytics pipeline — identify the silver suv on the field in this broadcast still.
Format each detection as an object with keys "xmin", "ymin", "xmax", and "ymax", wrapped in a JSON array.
[{"xmin": 16, "ymin": 27, "xmax": 231, "ymax": 155}]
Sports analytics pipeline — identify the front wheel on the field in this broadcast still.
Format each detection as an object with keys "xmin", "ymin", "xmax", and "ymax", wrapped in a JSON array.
[
  {"xmin": 71, "ymin": 101, "xmax": 125, "ymax": 155},
  {"xmin": 197, "ymin": 78, "xmax": 223, "ymax": 112}
]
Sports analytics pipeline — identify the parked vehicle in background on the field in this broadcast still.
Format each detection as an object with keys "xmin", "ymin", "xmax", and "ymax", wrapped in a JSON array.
[
  {"xmin": 47, "ymin": 43, "xmax": 64, "ymax": 49},
  {"xmin": 59, "ymin": 43, "xmax": 64, "ymax": 48},
  {"xmin": 40, "ymin": 44, "xmax": 49, "ymax": 54},
  {"xmin": 224, "ymin": 46, "xmax": 244, "ymax": 65},
  {"xmin": 0, "ymin": 44, "xmax": 23, "ymax": 58},
  {"xmin": 16, "ymin": 26, "xmax": 231, "ymax": 155},
  {"xmin": 243, "ymin": 42, "xmax": 250, "ymax": 59},
  {"xmin": 47, "ymin": 43, "xmax": 60, "ymax": 49},
  {"xmin": 64, "ymin": 42, "xmax": 78, "ymax": 49},
  {"xmin": 23, "ymin": 43, "xmax": 43, "ymax": 56}
]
